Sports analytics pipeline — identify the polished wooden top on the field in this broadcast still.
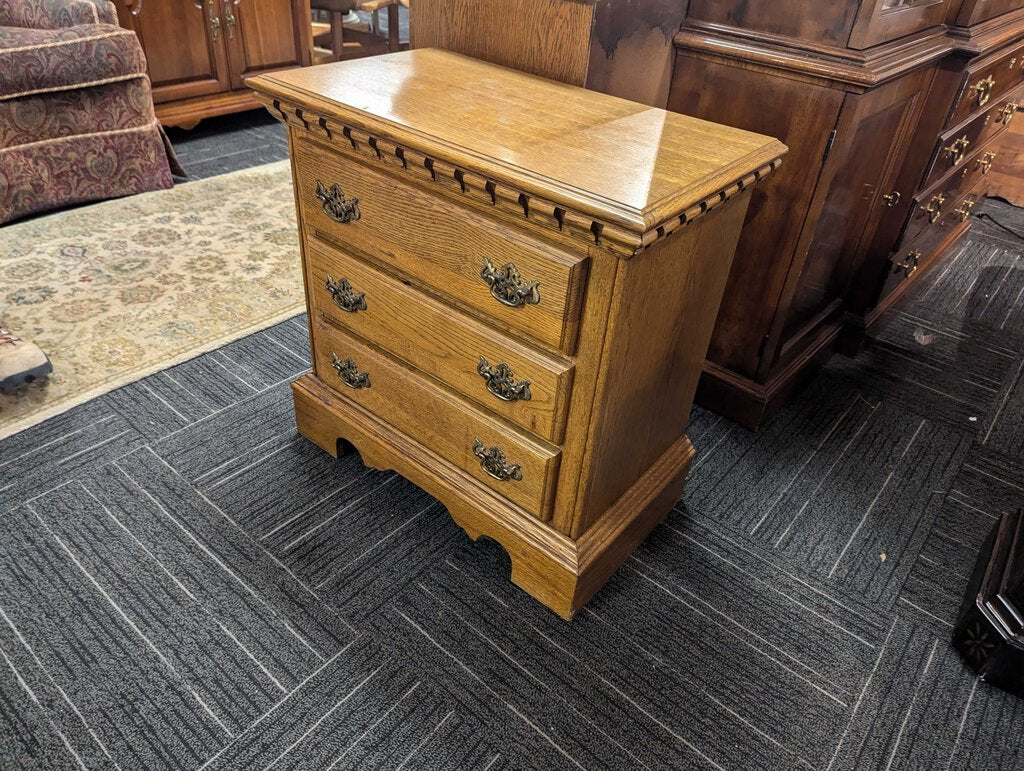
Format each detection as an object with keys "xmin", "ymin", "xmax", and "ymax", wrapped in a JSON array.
[{"xmin": 249, "ymin": 48, "xmax": 786, "ymax": 234}]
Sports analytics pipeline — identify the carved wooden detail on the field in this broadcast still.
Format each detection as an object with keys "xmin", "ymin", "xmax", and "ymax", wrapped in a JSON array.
[{"xmin": 256, "ymin": 93, "xmax": 781, "ymax": 258}]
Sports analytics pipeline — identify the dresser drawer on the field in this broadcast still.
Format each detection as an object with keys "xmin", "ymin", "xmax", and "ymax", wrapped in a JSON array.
[
  {"xmin": 904, "ymin": 134, "xmax": 1001, "ymax": 247},
  {"xmin": 922, "ymin": 87, "xmax": 1021, "ymax": 191},
  {"xmin": 885, "ymin": 182, "xmax": 986, "ymax": 300},
  {"xmin": 293, "ymin": 136, "xmax": 588, "ymax": 354},
  {"xmin": 306, "ymin": 240, "xmax": 574, "ymax": 444},
  {"xmin": 311, "ymin": 319, "xmax": 561, "ymax": 520},
  {"xmin": 949, "ymin": 41, "xmax": 1024, "ymax": 129}
]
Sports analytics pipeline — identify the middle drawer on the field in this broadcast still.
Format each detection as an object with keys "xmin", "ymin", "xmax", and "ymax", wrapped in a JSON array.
[{"xmin": 307, "ymin": 239, "xmax": 575, "ymax": 444}]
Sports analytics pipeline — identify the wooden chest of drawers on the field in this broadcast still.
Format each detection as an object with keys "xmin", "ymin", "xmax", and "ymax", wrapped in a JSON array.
[{"xmin": 249, "ymin": 49, "xmax": 784, "ymax": 618}]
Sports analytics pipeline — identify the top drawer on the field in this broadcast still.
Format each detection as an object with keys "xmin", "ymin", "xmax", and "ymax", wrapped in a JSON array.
[
  {"xmin": 293, "ymin": 135, "xmax": 589, "ymax": 355},
  {"xmin": 949, "ymin": 41, "xmax": 1024, "ymax": 129}
]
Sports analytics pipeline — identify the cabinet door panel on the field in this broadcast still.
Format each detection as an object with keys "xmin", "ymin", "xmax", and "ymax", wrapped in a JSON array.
[
  {"xmin": 777, "ymin": 68, "xmax": 933, "ymax": 362},
  {"xmin": 224, "ymin": 0, "xmax": 311, "ymax": 89},
  {"xmin": 113, "ymin": 0, "xmax": 231, "ymax": 103},
  {"xmin": 848, "ymin": 0, "xmax": 956, "ymax": 50}
]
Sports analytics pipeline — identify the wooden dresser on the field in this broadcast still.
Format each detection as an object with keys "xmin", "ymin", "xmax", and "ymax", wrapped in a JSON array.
[
  {"xmin": 113, "ymin": 0, "xmax": 312, "ymax": 129},
  {"xmin": 248, "ymin": 49, "xmax": 785, "ymax": 618},
  {"xmin": 669, "ymin": 0, "xmax": 1024, "ymax": 427}
]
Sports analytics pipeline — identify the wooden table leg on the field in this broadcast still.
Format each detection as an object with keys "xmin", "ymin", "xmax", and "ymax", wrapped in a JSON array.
[{"xmin": 387, "ymin": 3, "xmax": 400, "ymax": 52}]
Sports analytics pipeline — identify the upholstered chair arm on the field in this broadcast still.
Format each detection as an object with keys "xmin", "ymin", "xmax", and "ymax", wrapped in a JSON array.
[{"xmin": 0, "ymin": 0, "xmax": 118, "ymax": 28}]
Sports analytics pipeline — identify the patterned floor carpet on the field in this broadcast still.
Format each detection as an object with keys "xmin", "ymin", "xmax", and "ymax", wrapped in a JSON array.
[
  {"xmin": 1, "ymin": 113, "xmax": 1022, "ymax": 767},
  {"xmin": 0, "ymin": 160, "xmax": 302, "ymax": 439}
]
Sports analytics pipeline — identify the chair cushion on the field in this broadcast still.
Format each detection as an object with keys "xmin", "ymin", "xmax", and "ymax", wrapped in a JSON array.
[{"xmin": 0, "ymin": 23, "xmax": 146, "ymax": 99}]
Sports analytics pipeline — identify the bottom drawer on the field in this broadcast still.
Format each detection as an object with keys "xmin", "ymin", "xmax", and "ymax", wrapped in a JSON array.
[
  {"xmin": 883, "ymin": 182, "xmax": 988, "ymax": 300},
  {"xmin": 311, "ymin": 319, "xmax": 561, "ymax": 520}
]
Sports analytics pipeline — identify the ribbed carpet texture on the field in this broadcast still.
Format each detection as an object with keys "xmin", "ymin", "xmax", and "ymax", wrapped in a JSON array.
[{"xmin": 2, "ymin": 120, "xmax": 1023, "ymax": 766}]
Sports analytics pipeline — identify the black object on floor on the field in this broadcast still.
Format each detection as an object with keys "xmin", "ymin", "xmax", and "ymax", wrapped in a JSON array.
[
  {"xmin": 954, "ymin": 508, "xmax": 1024, "ymax": 697},
  {"xmin": 166, "ymin": 110, "xmax": 289, "ymax": 181}
]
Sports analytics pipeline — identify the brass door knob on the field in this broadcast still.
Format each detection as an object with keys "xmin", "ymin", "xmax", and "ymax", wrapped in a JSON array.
[{"xmin": 881, "ymin": 191, "xmax": 902, "ymax": 208}]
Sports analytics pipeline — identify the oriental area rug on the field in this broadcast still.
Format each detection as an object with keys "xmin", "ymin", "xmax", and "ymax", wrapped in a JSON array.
[{"xmin": 0, "ymin": 160, "xmax": 302, "ymax": 440}]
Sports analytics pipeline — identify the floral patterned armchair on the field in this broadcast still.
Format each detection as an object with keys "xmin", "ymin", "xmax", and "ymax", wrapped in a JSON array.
[{"xmin": 0, "ymin": 0, "xmax": 178, "ymax": 224}]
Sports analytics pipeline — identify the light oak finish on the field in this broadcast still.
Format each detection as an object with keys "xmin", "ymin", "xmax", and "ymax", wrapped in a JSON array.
[
  {"xmin": 408, "ymin": 0, "xmax": 688, "ymax": 109},
  {"xmin": 113, "ymin": 0, "xmax": 311, "ymax": 128},
  {"xmin": 250, "ymin": 49, "xmax": 784, "ymax": 618}
]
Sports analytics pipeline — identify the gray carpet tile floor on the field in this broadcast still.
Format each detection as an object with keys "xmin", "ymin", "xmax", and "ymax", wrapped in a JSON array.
[{"xmin": 2, "ymin": 113, "xmax": 1023, "ymax": 767}]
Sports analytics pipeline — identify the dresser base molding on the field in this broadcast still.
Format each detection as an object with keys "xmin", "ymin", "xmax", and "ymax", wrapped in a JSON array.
[{"xmin": 293, "ymin": 373, "xmax": 693, "ymax": 619}]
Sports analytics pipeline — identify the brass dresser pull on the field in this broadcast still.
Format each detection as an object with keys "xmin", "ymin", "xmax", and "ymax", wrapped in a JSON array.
[
  {"xmin": 977, "ymin": 152, "xmax": 997, "ymax": 175},
  {"xmin": 893, "ymin": 249, "xmax": 922, "ymax": 278},
  {"xmin": 944, "ymin": 137, "xmax": 970, "ymax": 166},
  {"xmin": 881, "ymin": 191, "xmax": 901, "ymax": 208},
  {"xmin": 480, "ymin": 258, "xmax": 541, "ymax": 307},
  {"xmin": 955, "ymin": 198, "xmax": 977, "ymax": 223},
  {"xmin": 999, "ymin": 102, "xmax": 1018, "ymax": 126},
  {"xmin": 920, "ymin": 194, "xmax": 946, "ymax": 224},
  {"xmin": 971, "ymin": 76, "xmax": 996, "ymax": 107},
  {"xmin": 315, "ymin": 181, "xmax": 361, "ymax": 223},
  {"xmin": 476, "ymin": 356, "xmax": 532, "ymax": 402},
  {"xmin": 330, "ymin": 353, "xmax": 371, "ymax": 389},
  {"xmin": 472, "ymin": 440, "xmax": 523, "ymax": 481},
  {"xmin": 325, "ymin": 274, "xmax": 367, "ymax": 312}
]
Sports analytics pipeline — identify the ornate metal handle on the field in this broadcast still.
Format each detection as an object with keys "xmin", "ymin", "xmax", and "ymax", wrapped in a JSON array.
[
  {"xmin": 224, "ymin": 0, "xmax": 236, "ymax": 37},
  {"xmin": 472, "ymin": 440, "xmax": 522, "ymax": 482},
  {"xmin": 977, "ymin": 152, "xmax": 997, "ymax": 175},
  {"xmin": 920, "ymin": 194, "xmax": 946, "ymax": 224},
  {"xmin": 954, "ymin": 198, "xmax": 977, "ymax": 223},
  {"xmin": 206, "ymin": 0, "xmax": 220, "ymax": 40},
  {"xmin": 893, "ymin": 249, "xmax": 922, "ymax": 278},
  {"xmin": 325, "ymin": 274, "xmax": 366, "ymax": 313},
  {"xmin": 330, "ymin": 353, "xmax": 370, "ymax": 389},
  {"xmin": 881, "ymin": 191, "xmax": 901, "ymax": 208},
  {"xmin": 476, "ymin": 356, "xmax": 532, "ymax": 402},
  {"xmin": 971, "ymin": 76, "xmax": 996, "ymax": 107},
  {"xmin": 944, "ymin": 137, "xmax": 970, "ymax": 166},
  {"xmin": 999, "ymin": 102, "xmax": 1018, "ymax": 125},
  {"xmin": 480, "ymin": 258, "xmax": 540, "ymax": 308},
  {"xmin": 315, "ymin": 181, "xmax": 361, "ymax": 224}
]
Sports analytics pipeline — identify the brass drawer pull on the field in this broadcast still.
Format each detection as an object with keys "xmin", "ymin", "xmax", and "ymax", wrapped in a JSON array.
[
  {"xmin": 315, "ymin": 181, "xmax": 361, "ymax": 224},
  {"xmin": 944, "ymin": 137, "xmax": 970, "ymax": 166},
  {"xmin": 971, "ymin": 76, "xmax": 996, "ymax": 107},
  {"xmin": 480, "ymin": 258, "xmax": 541, "ymax": 308},
  {"xmin": 472, "ymin": 439, "xmax": 522, "ymax": 482},
  {"xmin": 330, "ymin": 353, "xmax": 371, "ymax": 389},
  {"xmin": 999, "ymin": 102, "xmax": 1018, "ymax": 126},
  {"xmin": 920, "ymin": 194, "xmax": 946, "ymax": 224},
  {"xmin": 893, "ymin": 249, "xmax": 922, "ymax": 278},
  {"xmin": 325, "ymin": 274, "xmax": 367, "ymax": 313},
  {"xmin": 881, "ymin": 191, "xmax": 901, "ymax": 208},
  {"xmin": 977, "ymin": 152, "xmax": 997, "ymax": 175},
  {"xmin": 477, "ymin": 356, "xmax": 532, "ymax": 402},
  {"xmin": 955, "ymin": 198, "xmax": 978, "ymax": 223}
]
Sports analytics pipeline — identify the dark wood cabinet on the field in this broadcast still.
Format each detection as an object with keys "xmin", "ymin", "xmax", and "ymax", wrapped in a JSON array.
[
  {"xmin": 113, "ymin": 0, "xmax": 311, "ymax": 128},
  {"xmin": 668, "ymin": 1, "xmax": 1024, "ymax": 428}
]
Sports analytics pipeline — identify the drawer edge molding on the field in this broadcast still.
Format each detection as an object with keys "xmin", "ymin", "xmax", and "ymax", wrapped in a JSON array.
[{"xmin": 254, "ymin": 92, "xmax": 782, "ymax": 259}]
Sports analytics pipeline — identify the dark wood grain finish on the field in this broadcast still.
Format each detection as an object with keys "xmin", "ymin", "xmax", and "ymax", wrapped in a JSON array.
[{"xmin": 670, "ymin": 1, "xmax": 1024, "ymax": 427}]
